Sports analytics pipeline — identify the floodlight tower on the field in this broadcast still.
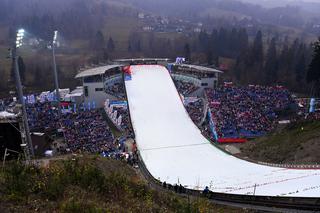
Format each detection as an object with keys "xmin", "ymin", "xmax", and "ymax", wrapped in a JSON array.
[
  {"xmin": 52, "ymin": 30, "xmax": 61, "ymax": 116},
  {"xmin": 12, "ymin": 29, "xmax": 34, "ymax": 159}
]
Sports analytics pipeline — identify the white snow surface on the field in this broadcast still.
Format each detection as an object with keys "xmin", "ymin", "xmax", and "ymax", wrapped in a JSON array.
[{"xmin": 125, "ymin": 65, "xmax": 320, "ymax": 197}]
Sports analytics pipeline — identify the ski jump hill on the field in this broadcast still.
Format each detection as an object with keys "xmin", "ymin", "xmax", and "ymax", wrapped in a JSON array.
[{"xmin": 124, "ymin": 64, "xmax": 320, "ymax": 197}]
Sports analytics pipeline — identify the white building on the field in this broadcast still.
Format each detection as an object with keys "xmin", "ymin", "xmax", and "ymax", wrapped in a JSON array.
[
  {"xmin": 138, "ymin": 12, "xmax": 145, "ymax": 19},
  {"xmin": 170, "ymin": 63, "xmax": 223, "ymax": 96},
  {"xmin": 75, "ymin": 65, "xmax": 123, "ymax": 108}
]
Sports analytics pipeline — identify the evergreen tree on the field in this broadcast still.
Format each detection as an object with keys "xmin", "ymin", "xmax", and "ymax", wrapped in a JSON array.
[
  {"xmin": 34, "ymin": 65, "xmax": 43, "ymax": 88},
  {"xmin": 165, "ymin": 39, "xmax": 174, "ymax": 57},
  {"xmin": 209, "ymin": 29, "xmax": 219, "ymax": 61},
  {"xmin": 218, "ymin": 28, "xmax": 228, "ymax": 56},
  {"xmin": 295, "ymin": 53, "xmax": 306, "ymax": 84},
  {"xmin": 279, "ymin": 41, "xmax": 290, "ymax": 72},
  {"xmin": 246, "ymin": 30, "xmax": 264, "ymax": 83},
  {"xmin": 136, "ymin": 40, "xmax": 142, "ymax": 52},
  {"xmin": 206, "ymin": 50, "xmax": 213, "ymax": 65},
  {"xmin": 233, "ymin": 28, "xmax": 250, "ymax": 83},
  {"xmin": 277, "ymin": 40, "xmax": 291, "ymax": 86},
  {"xmin": 288, "ymin": 39, "xmax": 300, "ymax": 72},
  {"xmin": 107, "ymin": 37, "xmax": 115, "ymax": 52},
  {"xmin": 103, "ymin": 49, "xmax": 108, "ymax": 61},
  {"xmin": 252, "ymin": 30, "xmax": 263, "ymax": 63},
  {"xmin": 92, "ymin": 30, "xmax": 105, "ymax": 51},
  {"xmin": 294, "ymin": 44, "xmax": 307, "ymax": 84},
  {"xmin": 198, "ymin": 30, "xmax": 209, "ymax": 52},
  {"xmin": 238, "ymin": 28, "xmax": 249, "ymax": 53},
  {"xmin": 184, "ymin": 43, "xmax": 191, "ymax": 62},
  {"xmin": 128, "ymin": 43, "xmax": 132, "ymax": 52},
  {"xmin": 307, "ymin": 38, "xmax": 320, "ymax": 96},
  {"xmin": 264, "ymin": 38, "xmax": 278, "ymax": 85}
]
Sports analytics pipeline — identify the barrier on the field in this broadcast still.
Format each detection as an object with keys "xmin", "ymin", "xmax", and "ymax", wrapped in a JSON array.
[
  {"xmin": 207, "ymin": 108, "xmax": 218, "ymax": 140},
  {"xmin": 123, "ymin": 66, "xmax": 131, "ymax": 75},
  {"xmin": 217, "ymin": 138, "xmax": 247, "ymax": 143}
]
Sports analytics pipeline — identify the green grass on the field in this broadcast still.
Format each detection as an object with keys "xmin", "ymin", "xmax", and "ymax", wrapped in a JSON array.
[
  {"xmin": 240, "ymin": 120, "xmax": 320, "ymax": 164},
  {"xmin": 0, "ymin": 156, "xmax": 249, "ymax": 212},
  {"xmin": 102, "ymin": 16, "xmax": 142, "ymax": 52}
]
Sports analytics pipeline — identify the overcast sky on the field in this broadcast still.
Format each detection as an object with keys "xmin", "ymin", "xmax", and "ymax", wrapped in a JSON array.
[
  {"xmin": 240, "ymin": 0, "xmax": 320, "ymax": 6},
  {"xmin": 275, "ymin": 0, "xmax": 320, "ymax": 2},
  {"xmin": 242, "ymin": 0, "xmax": 320, "ymax": 3},
  {"xmin": 291, "ymin": 0, "xmax": 320, "ymax": 2}
]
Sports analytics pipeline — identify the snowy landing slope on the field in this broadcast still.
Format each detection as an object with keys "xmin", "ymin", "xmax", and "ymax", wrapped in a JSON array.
[{"xmin": 124, "ymin": 65, "xmax": 320, "ymax": 197}]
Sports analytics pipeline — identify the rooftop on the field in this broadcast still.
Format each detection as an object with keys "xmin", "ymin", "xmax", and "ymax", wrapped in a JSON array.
[
  {"xmin": 0, "ymin": 111, "xmax": 18, "ymax": 123},
  {"xmin": 172, "ymin": 63, "xmax": 223, "ymax": 74},
  {"xmin": 113, "ymin": 58, "xmax": 171, "ymax": 63},
  {"xmin": 75, "ymin": 65, "xmax": 122, "ymax": 79}
]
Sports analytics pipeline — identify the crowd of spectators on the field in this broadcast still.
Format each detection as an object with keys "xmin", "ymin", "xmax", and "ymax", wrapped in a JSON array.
[
  {"xmin": 26, "ymin": 102, "xmax": 60, "ymax": 131},
  {"xmin": 185, "ymin": 99, "xmax": 204, "ymax": 125},
  {"xmin": 114, "ymin": 107, "xmax": 134, "ymax": 137},
  {"xmin": 307, "ymin": 112, "xmax": 320, "ymax": 120},
  {"xmin": 201, "ymin": 119, "xmax": 216, "ymax": 142},
  {"xmin": 296, "ymin": 98, "xmax": 320, "ymax": 121},
  {"xmin": 205, "ymin": 85, "xmax": 296, "ymax": 139},
  {"xmin": 60, "ymin": 109, "xmax": 114, "ymax": 153},
  {"xmin": 312, "ymin": 112, "xmax": 320, "ymax": 120},
  {"xmin": 175, "ymin": 80, "xmax": 199, "ymax": 96},
  {"xmin": 3, "ymin": 95, "xmax": 118, "ymax": 154},
  {"xmin": 105, "ymin": 82, "xmax": 125, "ymax": 98}
]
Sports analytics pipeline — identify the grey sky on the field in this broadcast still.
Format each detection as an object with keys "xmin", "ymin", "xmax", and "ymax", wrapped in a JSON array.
[{"xmin": 241, "ymin": 0, "xmax": 320, "ymax": 3}]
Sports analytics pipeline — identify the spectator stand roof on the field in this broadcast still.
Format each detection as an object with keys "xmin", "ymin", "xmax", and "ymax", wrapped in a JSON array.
[
  {"xmin": 75, "ymin": 65, "xmax": 123, "ymax": 79},
  {"xmin": 0, "ymin": 111, "xmax": 18, "ymax": 123},
  {"xmin": 172, "ymin": 63, "xmax": 223, "ymax": 74},
  {"xmin": 113, "ymin": 58, "xmax": 171, "ymax": 64}
]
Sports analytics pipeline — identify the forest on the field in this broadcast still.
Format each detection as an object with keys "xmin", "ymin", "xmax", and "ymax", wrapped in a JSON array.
[{"xmin": 0, "ymin": 0, "xmax": 319, "ymax": 96}]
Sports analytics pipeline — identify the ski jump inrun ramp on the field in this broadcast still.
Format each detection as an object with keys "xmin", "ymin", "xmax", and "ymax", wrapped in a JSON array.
[{"xmin": 124, "ymin": 65, "xmax": 320, "ymax": 197}]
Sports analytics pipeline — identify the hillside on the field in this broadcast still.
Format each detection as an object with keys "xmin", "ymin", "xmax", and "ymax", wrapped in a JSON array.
[
  {"xmin": 239, "ymin": 120, "xmax": 320, "ymax": 164},
  {"xmin": 0, "ymin": 0, "xmax": 318, "ymax": 96},
  {"xmin": 0, "ymin": 156, "xmax": 251, "ymax": 212}
]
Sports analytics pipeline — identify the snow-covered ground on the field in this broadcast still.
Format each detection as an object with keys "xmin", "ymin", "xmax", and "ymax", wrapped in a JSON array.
[{"xmin": 125, "ymin": 65, "xmax": 320, "ymax": 197}]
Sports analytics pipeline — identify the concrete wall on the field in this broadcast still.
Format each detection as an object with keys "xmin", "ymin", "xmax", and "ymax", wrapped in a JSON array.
[{"xmin": 83, "ymin": 82, "xmax": 108, "ymax": 108}]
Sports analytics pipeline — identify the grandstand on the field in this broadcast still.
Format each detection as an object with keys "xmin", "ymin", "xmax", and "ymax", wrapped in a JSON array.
[
  {"xmin": 204, "ymin": 85, "xmax": 296, "ymax": 142},
  {"xmin": 75, "ymin": 59, "xmax": 223, "ymax": 108},
  {"xmin": 170, "ymin": 63, "xmax": 222, "ymax": 96}
]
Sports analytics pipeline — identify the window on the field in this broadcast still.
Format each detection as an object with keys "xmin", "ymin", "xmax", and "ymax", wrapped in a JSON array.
[
  {"xmin": 95, "ymin": 88, "xmax": 104, "ymax": 92},
  {"xmin": 84, "ymin": 86, "xmax": 88, "ymax": 97},
  {"xmin": 201, "ymin": 83, "xmax": 208, "ymax": 86},
  {"xmin": 83, "ymin": 75, "xmax": 102, "ymax": 83}
]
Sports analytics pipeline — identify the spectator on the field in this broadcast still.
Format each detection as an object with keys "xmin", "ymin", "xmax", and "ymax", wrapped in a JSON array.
[
  {"xmin": 60, "ymin": 109, "xmax": 114, "ymax": 154},
  {"xmin": 175, "ymin": 80, "xmax": 199, "ymax": 96},
  {"xmin": 186, "ymin": 99, "xmax": 204, "ymax": 124},
  {"xmin": 205, "ymin": 85, "xmax": 296, "ymax": 139}
]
